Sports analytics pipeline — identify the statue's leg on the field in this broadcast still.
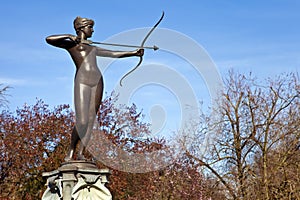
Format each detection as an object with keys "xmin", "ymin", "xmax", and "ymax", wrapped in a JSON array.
[
  {"xmin": 65, "ymin": 127, "xmax": 79, "ymax": 161},
  {"xmin": 73, "ymin": 83, "xmax": 92, "ymax": 160},
  {"xmin": 78, "ymin": 79, "xmax": 103, "ymax": 159},
  {"xmin": 94, "ymin": 77, "xmax": 104, "ymax": 112}
]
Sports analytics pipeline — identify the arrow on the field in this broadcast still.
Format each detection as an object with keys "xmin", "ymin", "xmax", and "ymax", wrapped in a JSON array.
[{"xmin": 92, "ymin": 41, "xmax": 159, "ymax": 51}]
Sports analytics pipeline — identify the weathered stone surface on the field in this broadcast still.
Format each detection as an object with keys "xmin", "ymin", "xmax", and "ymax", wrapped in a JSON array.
[{"xmin": 42, "ymin": 161, "xmax": 112, "ymax": 200}]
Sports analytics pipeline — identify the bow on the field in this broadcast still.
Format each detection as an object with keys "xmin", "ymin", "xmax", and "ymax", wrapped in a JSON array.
[{"xmin": 119, "ymin": 11, "xmax": 165, "ymax": 86}]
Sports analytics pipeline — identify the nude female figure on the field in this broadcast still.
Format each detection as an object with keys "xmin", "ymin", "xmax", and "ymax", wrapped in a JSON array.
[{"xmin": 46, "ymin": 16, "xmax": 144, "ymax": 161}]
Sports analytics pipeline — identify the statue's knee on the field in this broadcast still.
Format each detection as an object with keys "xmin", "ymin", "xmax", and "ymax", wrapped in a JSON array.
[
  {"xmin": 76, "ymin": 116, "xmax": 89, "ymax": 126},
  {"xmin": 75, "ymin": 121, "xmax": 88, "ymax": 135}
]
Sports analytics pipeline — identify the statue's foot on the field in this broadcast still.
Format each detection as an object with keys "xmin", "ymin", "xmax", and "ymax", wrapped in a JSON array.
[
  {"xmin": 64, "ymin": 149, "xmax": 74, "ymax": 162},
  {"xmin": 77, "ymin": 153, "xmax": 86, "ymax": 161},
  {"xmin": 64, "ymin": 156, "xmax": 73, "ymax": 162}
]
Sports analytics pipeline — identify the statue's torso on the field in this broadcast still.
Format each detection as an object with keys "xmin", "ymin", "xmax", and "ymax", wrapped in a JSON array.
[{"xmin": 68, "ymin": 44, "xmax": 102, "ymax": 86}]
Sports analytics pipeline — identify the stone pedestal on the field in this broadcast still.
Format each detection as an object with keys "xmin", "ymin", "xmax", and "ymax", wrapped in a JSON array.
[{"xmin": 42, "ymin": 161, "xmax": 112, "ymax": 200}]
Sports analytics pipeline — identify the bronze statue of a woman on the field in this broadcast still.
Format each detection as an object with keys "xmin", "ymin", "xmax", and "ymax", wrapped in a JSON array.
[{"xmin": 46, "ymin": 17, "xmax": 144, "ymax": 161}]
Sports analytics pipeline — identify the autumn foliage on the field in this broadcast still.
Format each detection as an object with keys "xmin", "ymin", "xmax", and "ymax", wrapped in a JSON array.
[
  {"xmin": 0, "ymin": 100, "xmax": 73, "ymax": 199},
  {"xmin": 0, "ymin": 93, "xmax": 206, "ymax": 200}
]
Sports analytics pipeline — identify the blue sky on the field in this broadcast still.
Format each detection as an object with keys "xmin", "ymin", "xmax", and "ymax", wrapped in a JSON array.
[{"xmin": 1, "ymin": 1, "xmax": 300, "ymax": 135}]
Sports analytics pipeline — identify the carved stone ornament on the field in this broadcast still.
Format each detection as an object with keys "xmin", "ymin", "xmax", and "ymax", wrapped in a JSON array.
[{"xmin": 42, "ymin": 161, "xmax": 112, "ymax": 200}]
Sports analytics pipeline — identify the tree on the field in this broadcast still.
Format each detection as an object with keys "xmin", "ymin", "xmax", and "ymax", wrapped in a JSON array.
[
  {"xmin": 248, "ymin": 73, "xmax": 300, "ymax": 200},
  {"xmin": 180, "ymin": 71, "xmax": 300, "ymax": 200},
  {"xmin": 0, "ymin": 100, "xmax": 73, "ymax": 199}
]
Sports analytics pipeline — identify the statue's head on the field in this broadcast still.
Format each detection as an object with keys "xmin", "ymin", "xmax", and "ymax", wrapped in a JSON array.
[{"xmin": 73, "ymin": 16, "xmax": 94, "ymax": 34}]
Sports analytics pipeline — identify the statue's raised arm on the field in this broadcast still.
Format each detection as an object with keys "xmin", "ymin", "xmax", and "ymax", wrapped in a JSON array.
[{"xmin": 46, "ymin": 34, "xmax": 77, "ymax": 49}]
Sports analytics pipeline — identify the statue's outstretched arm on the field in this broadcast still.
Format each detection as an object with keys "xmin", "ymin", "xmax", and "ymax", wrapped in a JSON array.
[{"xmin": 95, "ymin": 47, "xmax": 143, "ymax": 58}]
